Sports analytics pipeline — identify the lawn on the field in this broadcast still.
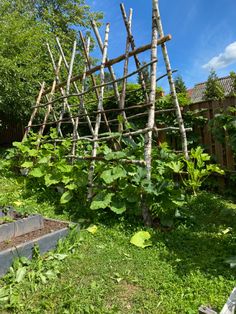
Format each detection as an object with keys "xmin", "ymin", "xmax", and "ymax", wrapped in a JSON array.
[{"xmin": 0, "ymin": 158, "xmax": 236, "ymax": 313}]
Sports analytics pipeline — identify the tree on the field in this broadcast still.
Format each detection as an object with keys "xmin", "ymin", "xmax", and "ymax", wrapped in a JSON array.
[
  {"xmin": 0, "ymin": 0, "xmax": 102, "ymax": 121},
  {"xmin": 230, "ymin": 71, "xmax": 236, "ymax": 95},
  {"xmin": 204, "ymin": 70, "xmax": 224, "ymax": 101},
  {"xmin": 137, "ymin": 62, "xmax": 151, "ymax": 87},
  {"xmin": 174, "ymin": 75, "xmax": 187, "ymax": 94},
  {"xmin": 1, "ymin": 0, "xmax": 102, "ymax": 43}
]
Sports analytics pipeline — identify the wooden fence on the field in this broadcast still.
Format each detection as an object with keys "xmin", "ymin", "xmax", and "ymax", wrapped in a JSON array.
[
  {"xmin": 0, "ymin": 113, "xmax": 24, "ymax": 146},
  {"xmin": 185, "ymin": 96, "xmax": 236, "ymax": 172}
]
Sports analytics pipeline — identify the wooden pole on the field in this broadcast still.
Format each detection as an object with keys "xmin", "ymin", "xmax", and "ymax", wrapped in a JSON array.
[
  {"xmin": 119, "ymin": 8, "xmax": 133, "ymax": 132},
  {"xmin": 46, "ymin": 43, "xmax": 77, "ymax": 137},
  {"xmin": 42, "ymin": 36, "xmax": 171, "ymax": 96},
  {"xmin": 79, "ymin": 31, "xmax": 112, "ymax": 136},
  {"xmin": 55, "ymin": 37, "xmax": 94, "ymax": 136},
  {"xmin": 154, "ymin": 0, "xmax": 189, "ymax": 159},
  {"xmin": 120, "ymin": 3, "xmax": 149, "ymax": 103},
  {"xmin": 91, "ymin": 20, "xmax": 121, "ymax": 105},
  {"xmin": 39, "ymin": 56, "xmax": 62, "ymax": 137},
  {"xmin": 141, "ymin": 0, "xmax": 158, "ymax": 226},
  {"xmin": 34, "ymin": 60, "xmax": 157, "ymax": 110},
  {"xmin": 88, "ymin": 23, "xmax": 110, "ymax": 200},
  {"xmin": 23, "ymin": 82, "xmax": 45, "ymax": 140}
]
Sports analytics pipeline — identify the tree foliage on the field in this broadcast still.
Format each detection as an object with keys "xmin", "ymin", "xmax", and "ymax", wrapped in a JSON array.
[
  {"xmin": 204, "ymin": 70, "xmax": 224, "ymax": 101},
  {"xmin": 0, "ymin": 0, "xmax": 102, "ymax": 121},
  {"xmin": 174, "ymin": 75, "xmax": 187, "ymax": 94},
  {"xmin": 230, "ymin": 71, "xmax": 236, "ymax": 96},
  {"xmin": 137, "ymin": 62, "xmax": 151, "ymax": 87}
]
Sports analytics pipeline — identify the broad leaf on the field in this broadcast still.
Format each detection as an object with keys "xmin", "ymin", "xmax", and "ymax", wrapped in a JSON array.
[
  {"xmin": 0, "ymin": 287, "xmax": 9, "ymax": 302},
  {"xmin": 45, "ymin": 174, "xmax": 60, "ymax": 186},
  {"xmin": 110, "ymin": 198, "xmax": 126, "ymax": 214},
  {"xmin": 100, "ymin": 169, "xmax": 112, "ymax": 184},
  {"xmin": 130, "ymin": 231, "xmax": 152, "ymax": 248},
  {"xmin": 101, "ymin": 166, "xmax": 127, "ymax": 184},
  {"xmin": 60, "ymin": 191, "xmax": 73, "ymax": 204},
  {"xmin": 28, "ymin": 149, "xmax": 38, "ymax": 157},
  {"xmin": 15, "ymin": 267, "xmax": 27, "ymax": 283},
  {"xmin": 86, "ymin": 225, "xmax": 98, "ymax": 234},
  {"xmin": 166, "ymin": 161, "xmax": 183, "ymax": 173},
  {"xmin": 29, "ymin": 167, "xmax": 44, "ymax": 178},
  {"xmin": 57, "ymin": 164, "xmax": 73, "ymax": 173},
  {"xmin": 38, "ymin": 156, "xmax": 51, "ymax": 164},
  {"xmin": 66, "ymin": 183, "xmax": 77, "ymax": 190},
  {"xmin": 90, "ymin": 192, "xmax": 114, "ymax": 210},
  {"xmin": 21, "ymin": 161, "xmax": 33, "ymax": 168}
]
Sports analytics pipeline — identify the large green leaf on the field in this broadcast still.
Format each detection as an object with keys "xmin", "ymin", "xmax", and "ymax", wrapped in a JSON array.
[
  {"xmin": 44, "ymin": 173, "xmax": 60, "ymax": 187},
  {"xmin": 110, "ymin": 198, "xmax": 126, "ymax": 214},
  {"xmin": 38, "ymin": 156, "xmax": 51, "ymax": 164},
  {"xmin": 100, "ymin": 169, "xmax": 112, "ymax": 184},
  {"xmin": 28, "ymin": 149, "xmax": 38, "ymax": 157},
  {"xmin": 130, "ymin": 231, "xmax": 152, "ymax": 248},
  {"xmin": 57, "ymin": 164, "xmax": 73, "ymax": 173},
  {"xmin": 21, "ymin": 161, "xmax": 33, "ymax": 168},
  {"xmin": 90, "ymin": 192, "xmax": 114, "ymax": 210},
  {"xmin": 101, "ymin": 166, "xmax": 127, "ymax": 184},
  {"xmin": 0, "ymin": 287, "xmax": 9, "ymax": 302},
  {"xmin": 29, "ymin": 167, "xmax": 44, "ymax": 178},
  {"xmin": 166, "ymin": 161, "xmax": 183, "ymax": 173},
  {"xmin": 66, "ymin": 183, "xmax": 77, "ymax": 190},
  {"xmin": 60, "ymin": 191, "xmax": 73, "ymax": 204},
  {"xmin": 86, "ymin": 225, "xmax": 98, "ymax": 234},
  {"xmin": 15, "ymin": 267, "xmax": 27, "ymax": 283}
]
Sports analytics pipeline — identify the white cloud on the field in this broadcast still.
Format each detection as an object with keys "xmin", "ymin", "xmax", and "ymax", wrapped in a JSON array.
[{"xmin": 202, "ymin": 41, "xmax": 236, "ymax": 69}]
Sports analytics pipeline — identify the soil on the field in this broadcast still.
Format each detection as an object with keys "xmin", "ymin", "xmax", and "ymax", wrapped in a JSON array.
[
  {"xmin": 0, "ymin": 219, "xmax": 68, "ymax": 251},
  {"xmin": 0, "ymin": 206, "xmax": 28, "ymax": 224}
]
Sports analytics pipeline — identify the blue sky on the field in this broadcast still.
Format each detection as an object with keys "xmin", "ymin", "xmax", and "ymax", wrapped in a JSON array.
[{"xmin": 85, "ymin": 0, "xmax": 236, "ymax": 92}]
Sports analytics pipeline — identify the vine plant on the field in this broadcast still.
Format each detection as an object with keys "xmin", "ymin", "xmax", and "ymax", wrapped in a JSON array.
[{"xmin": 6, "ymin": 129, "xmax": 224, "ymax": 224}]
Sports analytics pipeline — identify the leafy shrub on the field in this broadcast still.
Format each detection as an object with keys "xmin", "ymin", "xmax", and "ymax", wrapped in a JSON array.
[{"xmin": 6, "ymin": 129, "xmax": 224, "ymax": 225}]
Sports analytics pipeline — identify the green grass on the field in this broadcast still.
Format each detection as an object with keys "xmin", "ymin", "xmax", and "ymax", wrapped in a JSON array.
[{"xmin": 0, "ymin": 165, "xmax": 236, "ymax": 313}]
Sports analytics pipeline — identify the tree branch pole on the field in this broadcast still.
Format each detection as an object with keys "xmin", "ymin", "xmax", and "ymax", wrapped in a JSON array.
[
  {"xmin": 32, "ymin": 124, "xmax": 191, "ymax": 142},
  {"xmin": 46, "ymin": 44, "xmax": 63, "ymax": 137},
  {"xmin": 66, "ymin": 156, "xmax": 146, "ymax": 166},
  {"xmin": 55, "ymin": 37, "xmax": 95, "ymax": 136},
  {"xmin": 154, "ymin": 0, "xmax": 189, "ymax": 159},
  {"xmin": 34, "ymin": 59, "xmax": 157, "ymax": 110},
  {"xmin": 39, "ymin": 56, "xmax": 62, "ymax": 138},
  {"xmin": 91, "ymin": 20, "xmax": 121, "ymax": 106},
  {"xmin": 71, "ymin": 38, "xmax": 90, "ymax": 157},
  {"xmin": 119, "ymin": 8, "xmax": 133, "ymax": 132},
  {"xmin": 142, "ymin": 0, "xmax": 158, "ymax": 226},
  {"xmin": 46, "ymin": 43, "xmax": 77, "ymax": 138},
  {"xmin": 88, "ymin": 23, "xmax": 110, "ymax": 200},
  {"xmin": 23, "ymin": 82, "xmax": 45, "ymax": 140},
  {"xmin": 120, "ymin": 3, "xmax": 150, "ymax": 103},
  {"xmin": 42, "ymin": 35, "xmax": 171, "ymax": 96},
  {"xmin": 79, "ymin": 31, "xmax": 112, "ymax": 136}
]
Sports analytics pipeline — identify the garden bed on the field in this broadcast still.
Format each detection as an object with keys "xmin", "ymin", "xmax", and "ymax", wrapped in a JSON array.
[
  {"xmin": 0, "ymin": 206, "xmax": 44, "ymax": 242},
  {"xmin": 0, "ymin": 210, "xmax": 70, "ymax": 277}
]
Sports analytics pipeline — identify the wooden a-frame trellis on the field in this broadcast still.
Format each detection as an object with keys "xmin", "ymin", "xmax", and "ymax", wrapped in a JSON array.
[{"xmin": 24, "ymin": 0, "xmax": 189, "ymax": 223}]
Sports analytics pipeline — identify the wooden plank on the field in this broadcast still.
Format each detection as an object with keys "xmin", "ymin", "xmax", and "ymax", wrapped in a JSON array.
[{"xmin": 212, "ymin": 100, "xmax": 224, "ymax": 167}]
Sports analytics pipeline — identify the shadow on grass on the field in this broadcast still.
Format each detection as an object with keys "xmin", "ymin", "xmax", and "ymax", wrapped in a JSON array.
[
  {"xmin": 153, "ymin": 228, "xmax": 236, "ymax": 280},
  {"xmin": 20, "ymin": 182, "xmax": 236, "ymax": 280}
]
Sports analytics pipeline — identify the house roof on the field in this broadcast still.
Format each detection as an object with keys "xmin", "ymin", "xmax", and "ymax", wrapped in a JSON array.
[{"xmin": 188, "ymin": 75, "xmax": 234, "ymax": 103}]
